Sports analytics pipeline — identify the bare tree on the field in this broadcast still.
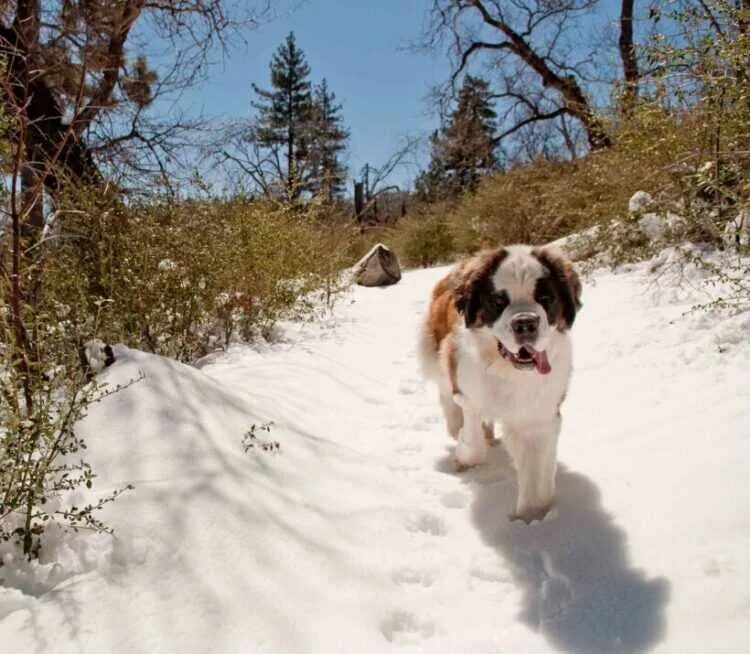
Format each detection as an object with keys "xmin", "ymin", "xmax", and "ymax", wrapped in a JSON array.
[
  {"xmin": 354, "ymin": 136, "xmax": 420, "ymax": 226},
  {"xmin": 362, "ymin": 136, "xmax": 421, "ymax": 197},
  {"xmin": 0, "ymin": 1, "xmax": 271, "ymax": 229},
  {"xmin": 216, "ymin": 121, "xmax": 287, "ymax": 198},
  {"xmin": 420, "ymin": 0, "xmax": 664, "ymax": 162},
  {"xmin": 425, "ymin": 0, "xmax": 612, "ymax": 151}
]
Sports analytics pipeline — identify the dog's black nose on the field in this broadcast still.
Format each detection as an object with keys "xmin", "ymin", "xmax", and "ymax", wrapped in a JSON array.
[{"xmin": 511, "ymin": 314, "xmax": 539, "ymax": 338}]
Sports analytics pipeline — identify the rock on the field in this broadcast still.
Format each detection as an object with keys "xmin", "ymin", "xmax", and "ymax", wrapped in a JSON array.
[
  {"xmin": 637, "ymin": 211, "xmax": 684, "ymax": 240},
  {"xmin": 628, "ymin": 191, "xmax": 653, "ymax": 215},
  {"xmin": 723, "ymin": 211, "xmax": 750, "ymax": 250},
  {"xmin": 549, "ymin": 224, "xmax": 604, "ymax": 261},
  {"xmin": 79, "ymin": 339, "xmax": 116, "ymax": 379},
  {"xmin": 157, "ymin": 258, "xmax": 177, "ymax": 272},
  {"xmin": 637, "ymin": 213, "xmax": 667, "ymax": 240},
  {"xmin": 354, "ymin": 243, "xmax": 402, "ymax": 287}
]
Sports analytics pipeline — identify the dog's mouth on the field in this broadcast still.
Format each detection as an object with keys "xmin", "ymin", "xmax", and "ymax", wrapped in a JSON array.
[{"xmin": 497, "ymin": 340, "xmax": 551, "ymax": 375}]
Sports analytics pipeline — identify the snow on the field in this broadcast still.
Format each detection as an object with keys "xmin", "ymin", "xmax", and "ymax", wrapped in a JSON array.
[
  {"xmin": 2, "ymin": 251, "xmax": 750, "ymax": 653},
  {"xmin": 724, "ymin": 210, "xmax": 750, "ymax": 249},
  {"xmin": 636, "ymin": 211, "xmax": 684, "ymax": 241},
  {"xmin": 628, "ymin": 191, "xmax": 653, "ymax": 214}
]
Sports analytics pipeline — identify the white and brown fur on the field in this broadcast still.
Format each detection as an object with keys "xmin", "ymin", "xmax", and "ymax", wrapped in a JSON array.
[{"xmin": 419, "ymin": 244, "xmax": 582, "ymax": 522}]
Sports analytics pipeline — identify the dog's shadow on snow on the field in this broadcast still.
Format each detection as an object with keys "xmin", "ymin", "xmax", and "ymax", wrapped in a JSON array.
[{"xmin": 441, "ymin": 444, "xmax": 670, "ymax": 654}]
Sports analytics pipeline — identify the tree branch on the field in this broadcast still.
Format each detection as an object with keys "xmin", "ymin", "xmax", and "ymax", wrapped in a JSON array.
[
  {"xmin": 76, "ymin": 1, "xmax": 147, "ymax": 132},
  {"xmin": 493, "ymin": 107, "xmax": 567, "ymax": 144},
  {"xmin": 435, "ymin": 0, "xmax": 611, "ymax": 150}
]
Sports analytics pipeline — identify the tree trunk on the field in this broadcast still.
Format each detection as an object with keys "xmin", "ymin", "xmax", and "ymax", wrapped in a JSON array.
[
  {"xmin": 740, "ymin": 1, "xmax": 750, "ymax": 35},
  {"xmin": 619, "ymin": 0, "xmax": 639, "ymax": 115},
  {"xmin": 287, "ymin": 123, "xmax": 295, "ymax": 199},
  {"xmin": 20, "ymin": 165, "xmax": 45, "ymax": 236},
  {"xmin": 354, "ymin": 181, "xmax": 365, "ymax": 225},
  {"xmin": 1, "ymin": 22, "xmax": 101, "ymax": 243}
]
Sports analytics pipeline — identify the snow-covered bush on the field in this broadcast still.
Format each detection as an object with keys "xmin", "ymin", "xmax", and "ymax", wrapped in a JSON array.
[
  {"xmin": 385, "ymin": 102, "xmax": 702, "ymax": 268},
  {"xmin": 628, "ymin": 191, "xmax": 653, "ymax": 215},
  {"xmin": 1, "ymin": 173, "xmax": 357, "ymax": 558},
  {"xmin": 723, "ymin": 211, "xmax": 750, "ymax": 251},
  {"xmin": 242, "ymin": 422, "xmax": 279, "ymax": 453},
  {"xmin": 0, "ymin": 291, "xmax": 134, "ymax": 559}
]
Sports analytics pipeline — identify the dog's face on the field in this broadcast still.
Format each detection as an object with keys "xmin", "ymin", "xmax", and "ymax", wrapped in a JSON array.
[{"xmin": 453, "ymin": 245, "xmax": 581, "ymax": 374}]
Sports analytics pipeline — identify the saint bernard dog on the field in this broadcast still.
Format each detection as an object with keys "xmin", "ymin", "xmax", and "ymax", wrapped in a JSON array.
[{"xmin": 419, "ymin": 244, "xmax": 582, "ymax": 522}]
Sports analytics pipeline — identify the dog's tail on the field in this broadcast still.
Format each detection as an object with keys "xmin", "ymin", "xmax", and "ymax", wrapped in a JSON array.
[
  {"xmin": 417, "ymin": 315, "xmax": 441, "ymax": 381},
  {"xmin": 417, "ymin": 273, "xmax": 457, "ymax": 382}
]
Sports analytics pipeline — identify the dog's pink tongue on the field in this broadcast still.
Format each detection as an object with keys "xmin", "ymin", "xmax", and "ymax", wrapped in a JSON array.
[{"xmin": 533, "ymin": 350, "xmax": 551, "ymax": 375}]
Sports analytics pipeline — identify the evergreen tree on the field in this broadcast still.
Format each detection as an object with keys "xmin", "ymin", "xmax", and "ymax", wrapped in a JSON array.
[
  {"xmin": 416, "ymin": 75, "xmax": 497, "ymax": 201},
  {"xmin": 252, "ymin": 32, "xmax": 314, "ymax": 199},
  {"xmin": 308, "ymin": 79, "xmax": 349, "ymax": 203}
]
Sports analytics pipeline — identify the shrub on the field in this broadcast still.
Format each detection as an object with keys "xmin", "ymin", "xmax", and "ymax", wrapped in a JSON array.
[
  {"xmin": 45, "ymin": 194, "xmax": 357, "ymax": 361},
  {"xmin": 0, "ymin": 288, "xmax": 134, "ymax": 558},
  {"xmin": 396, "ymin": 212, "xmax": 457, "ymax": 267},
  {"xmin": 390, "ymin": 101, "xmax": 735, "ymax": 269},
  {"xmin": 1, "ymin": 188, "xmax": 357, "ymax": 558},
  {"xmin": 242, "ymin": 422, "xmax": 279, "ymax": 453}
]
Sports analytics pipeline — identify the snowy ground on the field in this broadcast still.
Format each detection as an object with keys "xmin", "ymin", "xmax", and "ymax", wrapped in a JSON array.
[{"xmin": 2, "ymin": 252, "xmax": 750, "ymax": 653}]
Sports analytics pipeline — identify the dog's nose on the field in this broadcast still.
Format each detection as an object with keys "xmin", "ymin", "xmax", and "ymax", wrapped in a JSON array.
[{"xmin": 511, "ymin": 313, "xmax": 539, "ymax": 338}]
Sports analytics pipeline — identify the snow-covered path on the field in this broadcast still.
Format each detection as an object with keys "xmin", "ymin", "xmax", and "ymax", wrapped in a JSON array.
[{"xmin": 2, "ymin": 258, "xmax": 750, "ymax": 653}]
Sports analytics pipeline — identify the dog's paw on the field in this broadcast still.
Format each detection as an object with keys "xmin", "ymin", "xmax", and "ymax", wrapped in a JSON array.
[
  {"xmin": 453, "ymin": 459, "xmax": 473, "ymax": 473},
  {"xmin": 453, "ymin": 440, "xmax": 488, "ymax": 470},
  {"xmin": 451, "ymin": 392, "xmax": 469, "ymax": 410},
  {"xmin": 510, "ymin": 504, "xmax": 553, "ymax": 524}
]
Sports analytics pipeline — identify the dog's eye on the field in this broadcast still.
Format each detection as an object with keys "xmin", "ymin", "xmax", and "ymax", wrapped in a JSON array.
[
  {"xmin": 538, "ymin": 294, "xmax": 553, "ymax": 305},
  {"xmin": 494, "ymin": 294, "xmax": 509, "ymax": 311}
]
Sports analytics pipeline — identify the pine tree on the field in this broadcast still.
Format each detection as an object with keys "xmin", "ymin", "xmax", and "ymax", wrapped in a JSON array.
[
  {"xmin": 251, "ymin": 32, "xmax": 314, "ymax": 200},
  {"xmin": 416, "ymin": 75, "xmax": 498, "ymax": 201},
  {"xmin": 308, "ymin": 79, "xmax": 349, "ymax": 203}
]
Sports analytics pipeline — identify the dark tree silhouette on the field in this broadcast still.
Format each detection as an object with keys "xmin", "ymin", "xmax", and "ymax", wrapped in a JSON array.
[
  {"xmin": 417, "ymin": 75, "xmax": 498, "ymax": 200},
  {"xmin": 251, "ymin": 32, "xmax": 314, "ymax": 200}
]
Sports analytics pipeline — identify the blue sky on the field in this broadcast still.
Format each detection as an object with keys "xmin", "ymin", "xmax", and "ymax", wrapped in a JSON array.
[
  {"xmin": 141, "ymin": 0, "xmax": 630, "ymax": 193},
  {"xmin": 149, "ymin": 0, "xmax": 447, "ymax": 191}
]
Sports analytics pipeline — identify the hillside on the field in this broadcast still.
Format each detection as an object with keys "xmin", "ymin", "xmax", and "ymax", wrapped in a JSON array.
[{"xmin": 1, "ymin": 252, "xmax": 749, "ymax": 653}]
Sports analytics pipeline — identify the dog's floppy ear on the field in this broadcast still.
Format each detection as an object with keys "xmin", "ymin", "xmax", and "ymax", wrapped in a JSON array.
[
  {"xmin": 533, "ymin": 246, "xmax": 582, "ymax": 328},
  {"xmin": 453, "ymin": 272, "xmax": 482, "ymax": 327},
  {"xmin": 453, "ymin": 248, "xmax": 506, "ymax": 328}
]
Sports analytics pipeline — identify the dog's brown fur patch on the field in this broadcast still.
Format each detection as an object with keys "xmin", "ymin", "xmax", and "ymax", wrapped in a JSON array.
[
  {"xmin": 425, "ymin": 275, "xmax": 460, "ymax": 392},
  {"xmin": 453, "ymin": 248, "xmax": 508, "ymax": 327},
  {"xmin": 424, "ymin": 248, "xmax": 508, "ymax": 393},
  {"xmin": 532, "ymin": 247, "xmax": 582, "ymax": 328},
  {"xmin": 426, "ymin": 274, "xmax": 459, "ymax": 350},
  {"xmin": 439, "ymin": 333, "xmax": 459, "ymax": 394}
]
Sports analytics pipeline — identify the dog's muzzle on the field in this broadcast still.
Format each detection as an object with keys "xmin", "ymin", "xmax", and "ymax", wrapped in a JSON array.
[
  {"xmin": 497, "ymin": 339, "xmax": 551, "ymax": 375},
  {"xmin": 510, "ymin": 312, "xmax": 540, "ymax": 344}
]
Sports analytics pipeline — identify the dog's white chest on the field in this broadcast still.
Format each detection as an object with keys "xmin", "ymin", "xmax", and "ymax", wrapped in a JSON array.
[{"xmin": 456, "ymin": 332, "xmax": 572, "ymax": 426}]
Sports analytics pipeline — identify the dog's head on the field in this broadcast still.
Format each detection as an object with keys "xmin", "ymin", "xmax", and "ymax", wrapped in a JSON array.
[{"xmin": 453, "ymin": 245, "xmax": 581, "ymax": 374}]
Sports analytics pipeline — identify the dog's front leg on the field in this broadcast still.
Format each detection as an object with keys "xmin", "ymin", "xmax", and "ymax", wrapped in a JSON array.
[
  {"xmin": 452, "ymin": 393, "xmax": 488, "ymax": 470},
  {"xmin": 505, "ymin": 417, "xmax": 560, "ymax": 522}
]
